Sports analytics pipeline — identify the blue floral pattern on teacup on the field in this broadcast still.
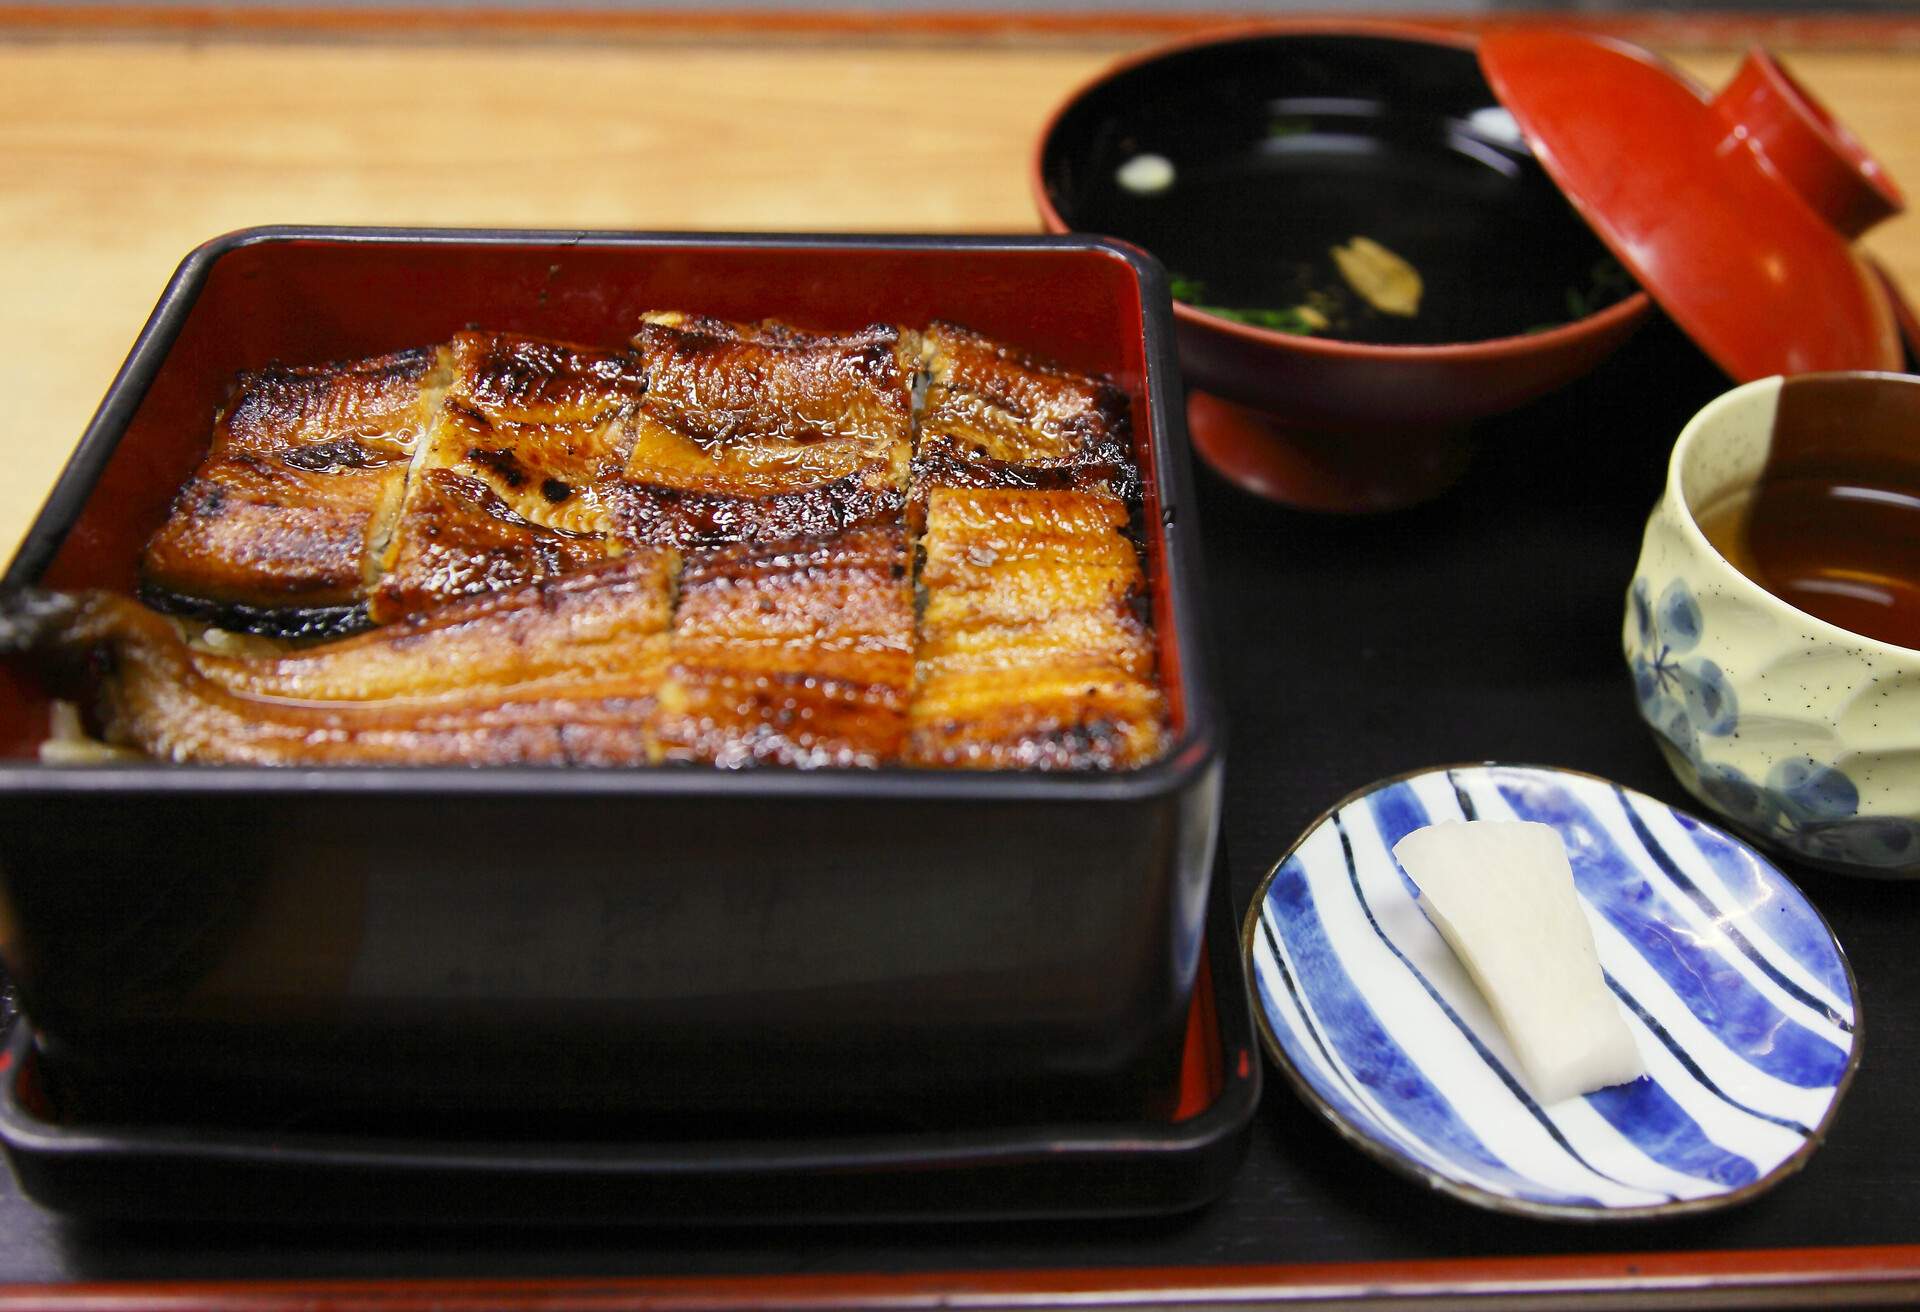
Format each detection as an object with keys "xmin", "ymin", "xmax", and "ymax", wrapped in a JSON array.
[{"xmin": 1628, "ymin": 577, "xmax": 1920, "ymax": 872}]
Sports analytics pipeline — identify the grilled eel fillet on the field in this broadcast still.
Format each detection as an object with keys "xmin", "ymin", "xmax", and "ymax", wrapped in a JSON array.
[
  {"xmin": 18, "ymin": 551, "xmax": 676, "ymax": 765},
  {"xmin": 370, "ymin": 332, "xmax": 647, "ymax": 623},
  {"xmin": 144, "ymin": 321, "xmax": 913, "ymax": 631},
  {"xmin": 92, "ymin": 317, "xmax": 1168, "ymax": 770},
  {"xmin": 140, "ymin": 346, "xmax": 453, "ymax": 637},
  {"xmin": 909, "ymin": 321, "xmax": 1139, "ymax": 510},
  {"xmin": 610, "ymin": 314, "xmax": 913, "ymax": 546},
  {"xmin": 657, "ymin": 525, "xmax": 913, "ymax": 768},
  {"xmin": 907, "ymin": 489, "xmax": 1165, "ymax": 770},
  {"xmin": 905, "ymin": 325, "xmax": 1159, "ymax": 769}
]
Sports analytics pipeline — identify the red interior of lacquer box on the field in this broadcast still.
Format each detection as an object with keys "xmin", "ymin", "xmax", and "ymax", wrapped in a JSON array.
[{"xmin": 3, "ymin": 235, "xmax": 1188, "ymax": 758}]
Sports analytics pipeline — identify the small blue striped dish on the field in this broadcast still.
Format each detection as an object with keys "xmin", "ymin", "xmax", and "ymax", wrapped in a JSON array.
[{"xmin": 1244, "ymin": 763, "xmax": 1860, "ymax": 1221}]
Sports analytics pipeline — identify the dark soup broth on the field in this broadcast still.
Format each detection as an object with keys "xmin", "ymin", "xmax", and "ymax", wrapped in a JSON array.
[{"xmin": 1049, "ymin": 36, "xmax": 1633, "ymax": 345}]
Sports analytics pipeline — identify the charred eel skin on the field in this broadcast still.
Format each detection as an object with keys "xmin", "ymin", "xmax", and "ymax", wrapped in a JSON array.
[{"xmin": 134, "ymin": 586, "xmax": 371, "ymax": 643}]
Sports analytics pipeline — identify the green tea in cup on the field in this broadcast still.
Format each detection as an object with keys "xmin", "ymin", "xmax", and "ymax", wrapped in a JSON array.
[{"xmin": 1694, "ymin": 374, "xmax": 1920, "ymax": 651}]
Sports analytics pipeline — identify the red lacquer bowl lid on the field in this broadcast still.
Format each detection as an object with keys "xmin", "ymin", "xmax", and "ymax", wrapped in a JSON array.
[{"xmin": 1480, "ymin": 31, "xmax": 1904, "ymax": 381}]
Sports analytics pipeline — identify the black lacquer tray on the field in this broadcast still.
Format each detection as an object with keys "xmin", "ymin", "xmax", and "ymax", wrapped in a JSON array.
[{"xmin": 0, "ymin": 316, "xmax": 1916, "ymax": 1304}]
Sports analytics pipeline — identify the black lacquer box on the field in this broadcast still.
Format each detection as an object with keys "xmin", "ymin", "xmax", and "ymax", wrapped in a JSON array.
[{"xmin": 0, "ymin": 229, "xmax": 1221, "ymax": 1126}]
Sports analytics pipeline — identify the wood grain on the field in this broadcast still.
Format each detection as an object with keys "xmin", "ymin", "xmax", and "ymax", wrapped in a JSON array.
[{"xmin": 0, "ymin": 28, "xmax": 1913, "ymax": 567}]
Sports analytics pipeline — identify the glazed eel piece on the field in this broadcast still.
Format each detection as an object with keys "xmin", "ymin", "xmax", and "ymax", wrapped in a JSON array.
[
  {"xmin": 908, "ymin": 320, "xmax": 1140, "ymax": 511},
  {"xmin": 140, "ymin": 345, "xmax": 453, "ymax": 638},
  {"xmin": 19, "ymin": 552, "xmax": 677, "ymax": 765},
  {"xmin": 608, "ymin": 313, "xmax": 914, "ymax": 547},
  {"xmin": 907, "ymin": 488, "xmax": 1165, "ymax": 770},
  {"xmin": 656, "ymin": 525, "xmax": 914, "ymax": 768},
  {"xmin": 904, "ymin": 328, "xmax": 1164, "ymax": 770},
  {"xmin": 140, "ymin": 331, "xmax": 647, "ymax": 636},
  {"xmin": 369, "ymin": 331, "xmax": 647, "ymax": 623}
]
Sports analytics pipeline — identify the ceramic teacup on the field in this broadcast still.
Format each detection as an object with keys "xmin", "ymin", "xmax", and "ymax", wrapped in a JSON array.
[{"xmin": 1625, "ymin": 372, "xmax": 1920, "ymax": 877}]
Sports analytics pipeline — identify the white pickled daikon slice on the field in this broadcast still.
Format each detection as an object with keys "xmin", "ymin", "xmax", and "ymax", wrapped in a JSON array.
[{"xmin": 1392, "ymin": 820, "xmax": 1644, "ymax": 1104}]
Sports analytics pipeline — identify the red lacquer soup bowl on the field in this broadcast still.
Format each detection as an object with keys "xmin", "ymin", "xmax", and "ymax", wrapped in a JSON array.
[{"xmin": 1034, "ymin": 22, "xmax": 1654, "ymax": 512}]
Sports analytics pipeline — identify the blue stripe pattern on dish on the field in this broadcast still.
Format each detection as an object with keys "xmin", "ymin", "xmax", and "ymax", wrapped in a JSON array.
[
  {"xmin": 1246, "ymin": 764, "xmax": 1859, "ymax": 1219},
  {"xmin": 1667, "ymin": 808, "xmax": 1854, "ymax": 1004}
]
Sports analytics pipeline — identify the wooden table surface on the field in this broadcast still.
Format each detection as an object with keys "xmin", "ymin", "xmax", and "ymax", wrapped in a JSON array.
[{"xmin": 1, "ymin": 11, "xmax": 1917, "ymax": 570}]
